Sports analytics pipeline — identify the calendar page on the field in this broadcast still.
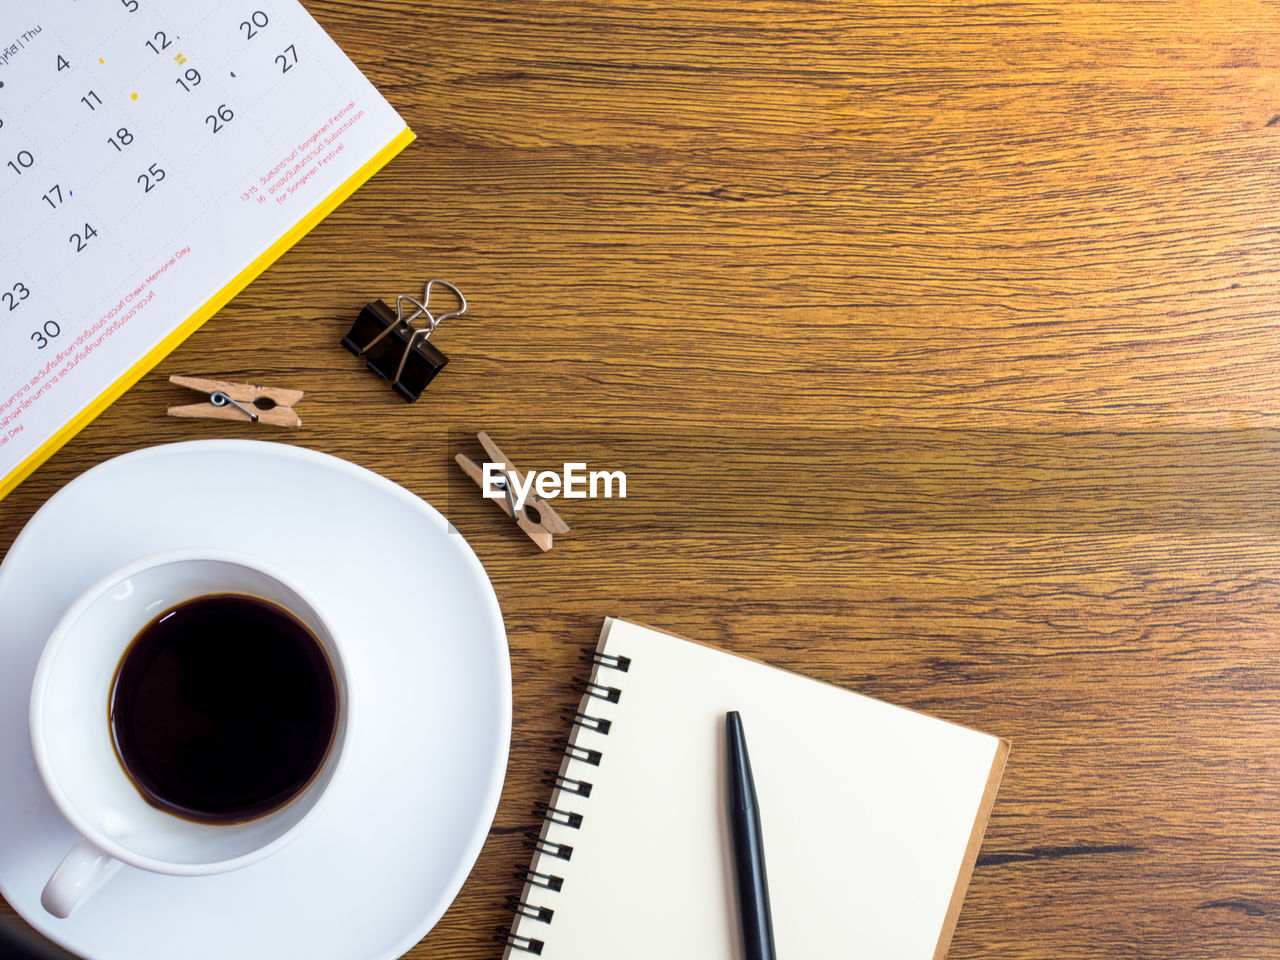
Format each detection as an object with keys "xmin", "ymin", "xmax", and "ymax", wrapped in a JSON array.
[{"xmin": 0, "ymin": 1, "xmax": 412, "ymax": 500}]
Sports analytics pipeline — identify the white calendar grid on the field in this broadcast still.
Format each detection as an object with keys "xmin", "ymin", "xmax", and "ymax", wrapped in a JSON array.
[{"xmin": 0, "ymin": 0, "xmax": 411, "ymax": 496}]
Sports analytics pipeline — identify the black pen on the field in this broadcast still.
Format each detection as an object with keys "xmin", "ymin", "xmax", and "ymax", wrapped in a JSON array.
[{"xmin": 725, "ymin": 710, "xmax": 777, "ymax": 960}]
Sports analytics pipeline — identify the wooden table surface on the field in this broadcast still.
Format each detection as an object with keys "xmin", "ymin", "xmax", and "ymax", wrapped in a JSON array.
[{"xmin": 3, "ymin": 1, "xmax": 1279, "ymax": 957}]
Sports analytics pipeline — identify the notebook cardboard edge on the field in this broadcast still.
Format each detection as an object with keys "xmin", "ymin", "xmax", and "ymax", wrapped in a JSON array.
[
  {"xmin": 931, "ymin": 734, "xmax": 1009, "ymax": 960},
  {"xmin": 603, "ymin": 616, "xmax": 1011, "ymax": 960}
]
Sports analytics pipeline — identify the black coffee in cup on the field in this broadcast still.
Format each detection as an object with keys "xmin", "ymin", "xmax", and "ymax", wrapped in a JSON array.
[{"xmin": 109, "ymin": 594, "xmax": 339, "ymax": 825}]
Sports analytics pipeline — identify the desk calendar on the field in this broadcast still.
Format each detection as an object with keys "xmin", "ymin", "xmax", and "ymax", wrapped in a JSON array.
[{"xmin": 0, "ymin": 1, "xmax": 412, "ymax": 500}]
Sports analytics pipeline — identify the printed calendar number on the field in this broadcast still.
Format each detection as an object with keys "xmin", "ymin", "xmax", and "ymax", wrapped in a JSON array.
[
  {"xmin": 108, "ymin": 128, "xmax": 135, "ymax": 152},
  {"xmin": 121, "ymin": 0, "xmax": 139, "ymax": 12},
  {"xmin": 206, "ymin": 104, "xmax": 234, "ymax": 133},
  {"xmin": 30, "ymin": 321, "xmax": 61, "ymax": 350},
  {"xmin": 276, "ymin": 44, "xmax": 297, "ymax": 73},
  {"xmin": 7, "ymin": 151, "xmax": 33, "ymax": 176},
  {"xmin": 3, "ymin": 282, "xmax": 30, "ymax": 312},
  {"xmin": 138, "ymin": 163, "xmax": 165, "ymax": 192},
  {"xmin": 57, "ymin": 55, "xmax": 70, "ymax": 72},
  {"xmin": 81, "ymin": 90, "xmax": 102, "ymax": 111},
  {"xmin": 240, "ymin": 11, "xmax": 269, "ymax": 39},
  {"xmin": 69, "ymin": 223, "xmax": 97, "ymax": 252},
  {"xmin": 175, "ymin": 68, "xmax": 201, "ymax": 92},
  {"xmin": 145, "ymin": 31, "xmax": 173, "ymax": 55},
  {"xmin": 41, "ymin": 185, "xmax": 64, "ymax": 210}
]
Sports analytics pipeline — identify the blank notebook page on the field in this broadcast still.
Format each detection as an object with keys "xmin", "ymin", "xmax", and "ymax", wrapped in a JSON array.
[{"xmin": 509, "ymin": 619, "xmax": 1008, "ymax": 959}]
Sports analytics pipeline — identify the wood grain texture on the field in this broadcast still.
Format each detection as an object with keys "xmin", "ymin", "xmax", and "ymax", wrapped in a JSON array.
[{"xmin": 3, "ymin": 1, "xmax": 1280, "ymax": 957}]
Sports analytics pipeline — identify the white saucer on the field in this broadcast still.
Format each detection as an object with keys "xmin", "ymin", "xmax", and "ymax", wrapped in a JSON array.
[{"xmin": 0, "ymin": 441, "xmax": 511, "ymax": 960}]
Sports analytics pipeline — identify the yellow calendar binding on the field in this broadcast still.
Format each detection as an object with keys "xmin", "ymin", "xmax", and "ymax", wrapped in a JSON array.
[{"xmin": 0, "ymin": 127, "xmax": 415, "ymax": 505}]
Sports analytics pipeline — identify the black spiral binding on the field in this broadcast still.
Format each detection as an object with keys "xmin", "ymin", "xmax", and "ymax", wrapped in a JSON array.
[
  {"xmin": 565, "ymin": 709, "xmax": 612, "ymax": 735},
  {"xmin": 494, "ymin": 932, "xmax": 544, "ymax": 956},
  {"xmin": 522, "ymin": 832, "xmax": 574, "ymax": 861},
  {"xmin": 540, "ymin": 771, "xmax": 593, "ymax": 798},
  {"xmin": 535, "ymin": 800, "xmax": 584, "ymax": 829},
  {"xmin": 505, "ymin": 895, "xmax": 554, "ymax": 923},
  {"xmin": 584, "ymin": 649, "xmax": 632, "ymax": 672},
  {"xmin": 571, "ymin": 676, "xmax": 622, "ymax": 703},
  {"xmin": 515, "ymin": 866, "xmax": 564, "ymax": 892},
  {"xmin": 497, "ymin": 646, "xmax": 630, "ymax": 956},
  {"xmin": 551, "ymin": 736, "xmax": 602, "ymax": 766}
]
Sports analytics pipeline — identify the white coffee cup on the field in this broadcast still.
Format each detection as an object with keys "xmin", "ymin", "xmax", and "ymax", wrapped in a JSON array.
[{"xmin": 29, "ymin": 548, "xmax": 352, "ymax": 918}]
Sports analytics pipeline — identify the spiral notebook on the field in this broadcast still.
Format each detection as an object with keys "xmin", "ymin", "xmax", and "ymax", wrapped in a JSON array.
[{"xmin": 501, "ymin": 618, "xmax": 1009, "ymax": 959}]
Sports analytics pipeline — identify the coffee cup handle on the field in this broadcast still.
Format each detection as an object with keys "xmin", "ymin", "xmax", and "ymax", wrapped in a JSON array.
[{"xmin": 41, "ymin": 838, "xmax": 123, "ymax": 918}]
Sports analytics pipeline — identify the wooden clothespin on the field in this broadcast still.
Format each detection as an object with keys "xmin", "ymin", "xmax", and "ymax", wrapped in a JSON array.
[
  {"xmin": 166, "ymin": 375, "xmax": 303, "ymax": 427},
  {"xmin": 455, "ymin": 432, "xmax": 570, "ymax": 551}
]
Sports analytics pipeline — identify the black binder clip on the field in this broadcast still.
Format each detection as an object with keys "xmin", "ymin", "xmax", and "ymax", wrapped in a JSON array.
[{"xmin": 341, "ymin": 279, "xmax": 466, "ymax": 401}]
